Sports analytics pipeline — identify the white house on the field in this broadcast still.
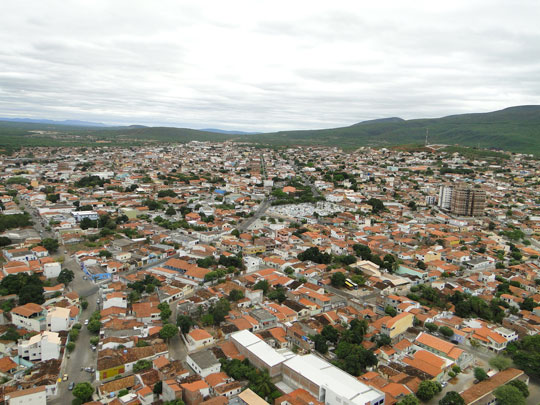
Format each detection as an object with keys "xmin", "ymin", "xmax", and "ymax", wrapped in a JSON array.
[
  {"xmin": 6, "ymin": 386, "xmax": 47, "ymax": 405},
  {"xmin": 103, "ymin": 292, "xmax": 128, "ymax": 310},
  {"xmin": 47, "ymin": 307, "xmax": 71, "ymax": 332},
  {"xmin": 43, "ymin": 262, "xmax": 62, "ymax": 279},
  {"xmin": 11, "ymin": 303, "xmax": 46, "ymax": 332},
  {"xmin": 186, "ymin": 350, "xmax": 221, "ymax": 377},
  {"xmin": 185, "ymin": 329, "xmax": 214, "ymax": 352},
  {"xmin": 18, "ymin": 331, "xmax": 61, "ymax": 361}
]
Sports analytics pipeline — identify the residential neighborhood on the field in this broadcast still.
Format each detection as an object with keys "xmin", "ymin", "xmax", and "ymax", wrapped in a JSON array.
[{"xmin": 0, "ymin": 143, "xmax": 539, "ymax": 405}]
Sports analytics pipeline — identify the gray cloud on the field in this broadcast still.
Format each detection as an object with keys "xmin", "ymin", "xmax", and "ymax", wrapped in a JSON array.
[{"xmin": 0, "ymin": 0, "xmax": 539, "ymax": 131}]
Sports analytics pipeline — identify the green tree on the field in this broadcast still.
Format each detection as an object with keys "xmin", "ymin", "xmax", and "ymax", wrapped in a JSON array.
[
  {"xmin": 398, "ymin": 395, "xmax": 419, "ymax": 405},
  {"xmin": 416, "ymin": 380, "xmax": 442, "ymax": 401},
  {"xmin": 40, "ymin": 238, "xmax": 59, "ymax": 253},
  {"xmin": 321, "ymin": 325, "xmax": 340, "ymax": 344},
  {"xmin": 474, "ymin": 367, "xmax": 488, "ymax": 382},
  {"xmin": 66, "ymin": 342, "xmax": 76, "ymax": 352},
  {"xmin": 439, "ymin": 326, "xmax": 454, "ymax": 338},
  {"xmin": 384, "ymin": 305, "xmax": 397, "ymax": 317},
  {"xmin": 158, "ymin": 302, "xmax": 172, "ymax": 322},
  {"xmin": 0, "ymin": 236, "xmax": 12, "ymax": 247},
  {"xmin": 81, "ymin": 299, "xmax": 88, "ymax": 310},
  {"xmin": 72, "ymin": 382, "xmax": 94, "ymax": 403},
  {"xmin": 313, "ymin": 334, "xmax": 328, "ymax": 354},
  {"xmin": 376, "ymin": 334, "xmax": 392, "ymax": 348},
  {"xmin": 439, "ymin": 391, "xmax": 464, "ymax": 405},
  {"xmin": 331, "ymin": 272, "xmax": 346, "ymax": 287},
  {"xmin": 165, "ymin": 206, "xmax": 176, "ymax": 216},
  {"xmin": 134, "ymin": 359, "xmax": 152, "ymax": 372},
  {"xmin": 57, "ymin": 268, "xmax": 75, "ymax": 286},
  {"xmin": 425, "ymin": 322, "xmax": 438, "ymax": 333},
  {"xmin": 489, "ymin": 355, "xmax": 512, "ymax": 371},
  {"xmin": 253, "ymin": 279, "xmax": 270, "ymax": 294},
  {"xmin": 159, "ymin": 323, "xmax": 178, "ymax": 341},
  {"xmin": 87, "ymin": 319, "xmax": 101, "ymax": 334},
  {"xmin": 209, "ymin": 298, "xmax": 231, "ymax": 325},
  {"xmin": 493, "ymin": 385, "xmax": 525, "ymax": 405},
  {"xmin": 506, "ymin": 380, "xmax": 529, "ymax": 398},
  {"xmin": 229, "ymin": 289, "xmax": 244, "ymax": 302},
  {"xmin": 176, "ymin": 315, "xmax": 193, "ymax": 334},
  {"xmin": 153, "ymin": 381, "xmax": 163, "ymax": 394},
  {"xmin": 511, "ymin": 334, "xmax": 540, "ymax": 377}
]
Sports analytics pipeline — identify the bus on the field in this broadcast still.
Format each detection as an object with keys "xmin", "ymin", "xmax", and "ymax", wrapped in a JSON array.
[{"xmin": 345, "ymin": 278, "xmax": 358, "ymax": 290}]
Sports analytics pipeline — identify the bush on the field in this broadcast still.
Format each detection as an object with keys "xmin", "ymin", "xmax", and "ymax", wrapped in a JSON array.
[
  {"xmin": 474, "ymin": 367, "xmax": 488, "ymax": 382},
  {"xmin": 66, "ymin": 342, "xmax": 76, "ymax": 352}
]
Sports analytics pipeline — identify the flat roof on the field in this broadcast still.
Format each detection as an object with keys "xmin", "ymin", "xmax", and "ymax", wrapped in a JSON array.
[
  {"xmin": 284, "ymin": 354, "xmax": 382, "ymax": 405},
  {"xmin": 231, "ymin": 330, "xmax": 286, "ymax": 368}
]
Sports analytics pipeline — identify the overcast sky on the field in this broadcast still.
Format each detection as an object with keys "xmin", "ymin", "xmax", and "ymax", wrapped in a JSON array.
[{"xmin": 0, "ymin": 0, "xmax": 539, "ymax": 131}]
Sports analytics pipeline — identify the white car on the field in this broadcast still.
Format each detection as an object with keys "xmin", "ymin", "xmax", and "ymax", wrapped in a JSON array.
[{"xmin": 84, "ymin": 319, "xmax": 89, "ymax": 325}]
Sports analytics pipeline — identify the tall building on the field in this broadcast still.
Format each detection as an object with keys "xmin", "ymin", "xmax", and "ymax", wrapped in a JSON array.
[
  {"xmin": 450, "ymin": 186, "xmax": 486, "ymax": 216},
  {"xmin": 438, "ymin": 186, "xmax": 453, "ymax": 210}
]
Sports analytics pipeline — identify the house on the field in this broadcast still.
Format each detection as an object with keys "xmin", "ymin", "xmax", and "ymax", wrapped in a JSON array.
[
  {"xmin": 162, "ymin": 379, "xmax": 183, "ymax": 402},
  {"xmin": 186, "ymin": 349, "xmax": 221, "ymax": 377},
  {"xmin": 18, "ymin": 331, "xmax": 61, "ymax": 361},
  {"xmin": 46, "ymin": 307, "xmax": 71, "ymax": 332},
  {"xmin": 381, "ymin": 313, "xmax": 414, "ymax": 339},
  {"xmin": 0, "ymin": 357, "xmax": 18, "ymax": 377},
  {"xmin": 460, "ymin": 368, "xmax": 528, "ymax": 405},
  {"xmin": 43, "ymin": 262, "xmax": 62, "ymax": 279},
  {"xmin": 415, "ymin": 332, "xmax": 472, "ymax": 369},
  {"xmin": 11, "ymin": 303, "xmax": 46, "ymax": 332},
  {"xmin": 5, "ymin": 386, "xmax": 47, "ymax": 405},
  {"xmin": 185, "ymin": 329, "xmax": 214, "ymax": 352},
  {"xmin": 103, "ymin": 292, "xmax": 128, "ymax": 310}
]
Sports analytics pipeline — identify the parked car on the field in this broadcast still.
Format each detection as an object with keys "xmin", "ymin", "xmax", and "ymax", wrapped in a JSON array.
[
  {"xmin": 68, "ymin": 382, "xmax": 75, "ymax": 391},
  {"xmin": 63, "ymin": 374, "xmax": 68, "ymax": 381},
  {"xmin": 84, "ymin": 319, "xmax": 89, "ymax": 326}
]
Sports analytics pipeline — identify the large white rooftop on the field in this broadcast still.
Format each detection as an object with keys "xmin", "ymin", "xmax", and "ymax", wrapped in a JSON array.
[
  {"xmin": 284, "ymin": 354, "xmax": 382, "ymax": 405},
  {"xmin": 231, "ymin": 330, "xmax": 287, "ymax": 368}
]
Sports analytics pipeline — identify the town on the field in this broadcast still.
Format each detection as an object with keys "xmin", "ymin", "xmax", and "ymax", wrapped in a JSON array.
[{"xmin": 0, "ymin": 143, "xmax": 538, "ymax": 405}]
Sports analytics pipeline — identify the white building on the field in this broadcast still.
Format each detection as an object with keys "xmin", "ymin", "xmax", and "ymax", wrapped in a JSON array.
[
  {"xmin": 11, "ymin": 303, "xmax": 46, "ymax": 332},
  {"xmin": 438, "ymin": 186, "xmax": 453, "ymax": 210},
  {"xmin": 103, "ymin": 292, "xmax": 128, "ymax": 310},
  {"xmin": 43, "ymin": 262, "xmax": 62, "ymax": 279},
  {"xmin": 18, "ymin": 331, "xmax": 61, "ymax": 361},
  {"xmin": 186, "ymin": 350, "xmax": 221, "ymax": 377},
  {"xmin": 6, "ymin": 386, "xmax": 47, "ymax": 405},
  {"xmin": 72, "ymin": 211, "xmax": 99, "ymax": 222},
  {"xmin": 47, "ymin": 307, "xmax": 71, "ymax": 332}
]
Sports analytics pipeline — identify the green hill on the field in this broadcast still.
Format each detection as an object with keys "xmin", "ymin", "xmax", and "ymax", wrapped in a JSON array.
[
  {"xmin": 1, "ymin": 105, "xmax": 539, "ymax": 155},
  {"xmin": 248, "ymin": 105, "xmax": 540, "ymax": 154}
]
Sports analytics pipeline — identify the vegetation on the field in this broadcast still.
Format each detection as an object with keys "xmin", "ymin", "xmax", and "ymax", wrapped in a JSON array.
[
  {"xmin": 72, "ymin": 382, "xmax": 94, "ymax": 403},
  {"xmin": 473, "ymin": 367, "xmax": 488, "ymax": 382},
  {"xmin": 220, "ymin": 358, "xmax": 281, "ymax": 401},
  {"xmin": 493, "ymin": 384, "xmax": 526, "ymax": 405},
  {"xmin": 507, "ymin": 334, "xmax": 540, "ymax": 377},
  {"xmin": 439, "ymin": 391, "xmax": 464, "ymax": 405},
  {"xmin": 416, "ymin": 380, "xmax": 442, "ymax": 401},
  {"xmin": 489, "ymin": 355, "xmax": 512, "ymax": 371},
  {"xmin": 159, "ymin": 323, "xmax": 179, "ymax": 341},
  {"xmin": 0, "ymin": 273, "xmax": 44, "ymax": 305},
  {"xmin": 0, "ymin": 213, "xmax": 32, "ymax": 232}
]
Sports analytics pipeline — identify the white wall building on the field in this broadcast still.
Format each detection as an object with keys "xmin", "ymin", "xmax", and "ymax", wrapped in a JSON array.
[
  {"xmin": 6, "ymin": 386, "xmax": 47, "ymax": 405},
  {"xmin": 47, "ymin": 307, "xmax": 71, "ymax": 332},
  {"xmin": 18, "ymin": 331, "xmax": 61, "ymax": 361},
  {"xmin": 43, "ymin": 262, "xmax": 62, "ymax": 279}
]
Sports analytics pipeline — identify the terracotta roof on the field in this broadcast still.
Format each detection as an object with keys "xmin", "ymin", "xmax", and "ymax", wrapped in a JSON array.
[
  {"xmin": 188, "ymin": 329, "xmax": 213, "ymax": 341},
  {"xmin": 461, "ymin": 368, "xmax": 524, "ymax": 404}
]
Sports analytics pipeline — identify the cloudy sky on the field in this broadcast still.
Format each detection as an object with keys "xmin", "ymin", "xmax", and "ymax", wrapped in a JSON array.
[{"xmin": 0, "ymin": 0, "xmax": 539, "ymax": 131}]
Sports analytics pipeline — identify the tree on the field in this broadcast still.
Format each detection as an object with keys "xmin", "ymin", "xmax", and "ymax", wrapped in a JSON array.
[
  {"xmin": 87, "ymin": 319, "xmax": 101, "ymax": 334},
  {"xmin": 398, "ymin": 395, "xmax": 419, "ymax": 405},
  {"xmin": 439, "ymin": 391, "xmax": 464, "ymax": 405},
  {"xmin": 0, "ymin": 236, "xmax": 12, "ymax": 247},
  {"xmin": 376, "ymin": 334, "xmax": 392, "ymax": 348},
  {"xmin": 153, "ymin": 381, "xmax": 163, "ymax": 394},
  {"xmin": 416, "ymin": 380, "xmax": 442, "ymax": 401},
  {"xmin": 506, "ymin": 380, "xmax": 529, "ymax": 398},
  {"xmin": 19, "ymin": 283, "xmax": 45, "ymax": 305},
  {"xmin": 313, "ymin": 334, "xmax": 328, "ymax": 354},
  {"xmin": 209, "ymin": 298, "xmax": 231, "ymax": 325},
  {"xmin": 176, "ymin": 315, "xmax": 193, "ymax": 334},
  {"xmin": 321, "ymin": 325, "xmax": 340, "ymax": 344},
  {"xmin": 165, "ymin": 206, "xmax": 176, "ymax": 216},
  {"xmin": 80, "ymin": 299, "xmax": 88, "ymax": 310},
  {"xmin": 439, "ymin": 326, "xmax": 454, "ymax": 338},
  {"xmin": 66, "ymin": 342, "xmax": 76, "ymax": 352},
  {"xmin": 384, "ymin": 305, "xmax": 397, "ymax": 317},
  {"xmin": 425, "ymin": 322, "xmax": 438, "ymax": 333},
  {"xmin": 57, "ymin": 268, "xmax": 75, "ymax": 286},
  {"xmin": 489, "ymin": 355, "xmax": 512, "ymax": 371},
  {"xmin": 159, "ymin": 323, "xmax": 178, "ymax": 341},
  {"xmin": 367, "ymin": 198, "xmax": 385, "ymax": 213},
  {"xmin": 72, "ymin": 382, "xmax": 94, "ymax": 403},
  {"xmin": 493, "ymin": 385, "xmax": 526, "ymax": 405},
  {"xmin": 201, "ymin": 313, "xmax": 214, "ymax": 326},
  {"xmin": 511, "ymin": 334, "xmax": 540, "ymax": 377},
  {"xmin": 253, "ymin": 279, "xmax": 269, "ymax": 295},
  {"xmin": 158, "ymin": 302, "xmax": 172, "ymax": 322},
  {"xmin": 40, "ymin": 238, "xmax": 59, "ymax": 253},
  {"xmin": 331, "ymin": 272, "xmax": 346, "ymax": 288},
  {"xmin": 229, "ymin": 289, "xmax": 244, "ymax": 302},
  {"xmin": 134, "ymin": 359, "xmax": 152, "ymax": 372},
  {"xmin": 474, "ymin": 367, "xmax": 488, "ymax": 382}
]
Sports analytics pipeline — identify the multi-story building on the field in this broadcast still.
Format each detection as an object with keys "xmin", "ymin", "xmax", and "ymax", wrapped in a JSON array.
[
  {"xmin": 17, "ymin": 331, "xmax": 61, "ymax": 361},
  {"xmin": 438, "ymin": 186, "xmax": 453, "ymax": 210},
  {"xmin": 11, "ymin": 303, "xmax": 46, "ymax": 332},
  {"xmin": 450, "ymin": 187, "xmax": 486, "ymax": 216}
]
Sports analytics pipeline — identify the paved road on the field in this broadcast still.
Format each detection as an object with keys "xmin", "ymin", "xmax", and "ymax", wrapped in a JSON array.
[
  {"xmin": 237, "ymin": 199, "xmax": 272, "ymax": 232},
  {"xmin": 50, "ymin": 253, "xmax": 99, "ymax": 404},
  {"xmin": 19, "ymin": 198, "xmax": 55, "ymax": 239}
]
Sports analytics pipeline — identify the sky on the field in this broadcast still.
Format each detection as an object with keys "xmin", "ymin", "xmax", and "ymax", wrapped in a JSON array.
[{"xmin": 0, "ymin": 0, "xmax": 539, "ymax": 131}]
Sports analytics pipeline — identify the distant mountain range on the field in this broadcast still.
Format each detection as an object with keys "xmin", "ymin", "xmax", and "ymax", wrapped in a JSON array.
[
  {"xmin": 0, "ymin": 118, "xmax": 107, "ymax": 127},
  {"xmin": 1, "ymin": 105, "xmax": 539, "ymax": 154}
]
